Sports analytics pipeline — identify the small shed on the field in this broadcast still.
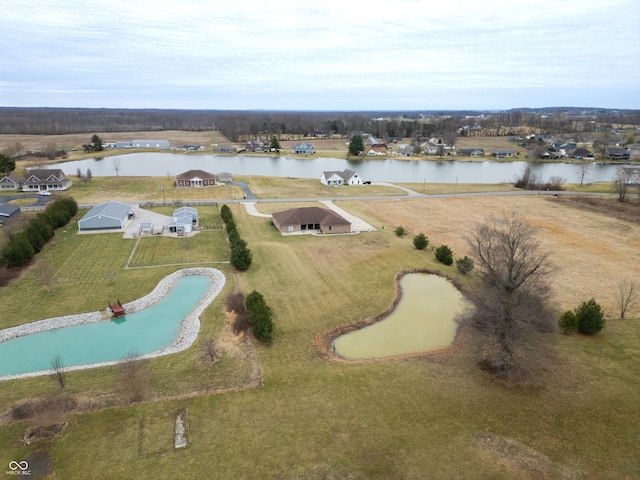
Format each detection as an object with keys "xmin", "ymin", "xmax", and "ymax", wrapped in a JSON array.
[
  {"xmin": 217, "ymin": 172, "xmax": 234, "ymax": 182},
  {"xmin": 139, "ymin": 222, "xmax": 154, "ymax": 235},
  {"xmin": 169, "ymin": 215, "xmax": 193, "ymax": 233}
]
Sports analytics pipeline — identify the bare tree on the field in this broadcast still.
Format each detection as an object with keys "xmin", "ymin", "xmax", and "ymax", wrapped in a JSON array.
[
  {"xmin": 576, "ymin": 158, "xmax": 593, "ymax": 187},
  {"xmin": 614, "ymin": 167, "xmax": 629, "ymax": 202},
  {"xmin": 112, "ymin": 157, "xmax": 122, "ymax": 176},
  {"xmin": 118, "ymin": 351, "xmax": 150, "ymax": 403},
  {"xmin": 86, "ymin": 169, "xmax": 92, "ymax": 182},
  {"xmin": 203, "ymin": 338, "xmax": 217, "ymax": 362},
  {"xmin": 615, "ymin": 279, "xmax": 637, "ymax": 319},
  {"xmin": 50, "ymin": 355, "xmax": 66, "ymax": 389},
  {"xmin": 465, "ymin": 212, "xmax": 555, "ymax": 383},
  {"xmin": 39, "ymin": 261, "xmax": 54, "ymax": 293}
]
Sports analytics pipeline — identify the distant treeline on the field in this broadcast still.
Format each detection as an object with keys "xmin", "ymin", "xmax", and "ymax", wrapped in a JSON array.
[{"xmin": 1, "ymin": 107, "xmax": 638, "ymax": 141}]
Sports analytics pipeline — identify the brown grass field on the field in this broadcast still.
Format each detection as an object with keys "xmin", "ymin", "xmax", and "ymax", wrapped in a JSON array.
[{"xmin": 346, "ymin": 195, "xmax": 640, "ymax": 317}]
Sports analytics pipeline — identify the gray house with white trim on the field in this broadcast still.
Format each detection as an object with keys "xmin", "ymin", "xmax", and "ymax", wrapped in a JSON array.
[
  {"xmin": 292, "ymin": 143, "xmax": 315, "ymax": 155},
  {"xmin": 78, "ymin": 201, "xmax": 133, "ymax": 231}
]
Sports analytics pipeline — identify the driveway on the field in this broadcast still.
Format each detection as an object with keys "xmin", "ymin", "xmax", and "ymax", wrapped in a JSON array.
[
  {"xmin": 0, "ymin": 193, "xmax": 56, "ymax": 207},
  {"xmin": 77, "ymin": 204, "xmax": 175, "ymax": 238}
]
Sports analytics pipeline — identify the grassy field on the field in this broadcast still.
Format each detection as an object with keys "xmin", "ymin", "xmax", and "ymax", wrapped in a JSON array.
[{"xmin": 0, "ymin": 191, "xmax": 639, "ymax": 478}]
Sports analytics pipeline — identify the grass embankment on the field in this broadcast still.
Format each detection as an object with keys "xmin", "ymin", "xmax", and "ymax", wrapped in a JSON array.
[{"xmin": 0, "ymin": 195, "xmax": 639, "ymax": 478}]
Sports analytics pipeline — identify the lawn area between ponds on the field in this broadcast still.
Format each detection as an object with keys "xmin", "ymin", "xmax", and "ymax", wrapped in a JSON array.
[{"xmin": 1, "ymin": 196, "xmax": 639, "ymax": 478}]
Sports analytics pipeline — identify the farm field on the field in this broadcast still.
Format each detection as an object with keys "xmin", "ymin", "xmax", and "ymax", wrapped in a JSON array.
[{"xmin": 0, "ymin": 191, "xmax": 639, "ymax": 479}]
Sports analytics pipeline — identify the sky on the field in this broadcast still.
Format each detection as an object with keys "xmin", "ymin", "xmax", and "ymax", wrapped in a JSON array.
[{"xmin": 1, "ymin": 0, "xmax": 639, "ymax": 111}]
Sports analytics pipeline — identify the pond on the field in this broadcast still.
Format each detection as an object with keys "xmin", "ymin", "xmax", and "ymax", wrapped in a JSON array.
[
  {"xmin": 0, "ymin": 269, "xmax": 225, "ymax": 380},
  {"xmin": 50, "ymin": 153, "xmax": 632, "ymax": 184},
  {"xmin": 332, "ymin": 274, "xmax": 466, "ymax": 360}
]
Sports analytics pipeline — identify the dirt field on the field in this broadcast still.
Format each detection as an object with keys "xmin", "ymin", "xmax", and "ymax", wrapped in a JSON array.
[{"xmin": 349, "ymin": 195, "xmax": 640, "ymax": 317}]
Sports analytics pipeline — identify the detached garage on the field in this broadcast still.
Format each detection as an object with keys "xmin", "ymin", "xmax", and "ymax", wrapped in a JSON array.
[{"xmin": 78, "ymin": 201, "xmax": 133, "ymax": 231}]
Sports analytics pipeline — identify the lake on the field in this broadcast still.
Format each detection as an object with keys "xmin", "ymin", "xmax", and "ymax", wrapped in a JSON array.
[{"xmin": 50, "ymin": 153, "xmax": 632, "ymax": 184}]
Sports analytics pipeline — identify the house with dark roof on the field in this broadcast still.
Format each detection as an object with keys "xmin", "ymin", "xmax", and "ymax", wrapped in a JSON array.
[
  {"xmin": 22, "ymin": 169, "xmax": 71, "ymax": 192},
  {"xmin": 292, "ymin": 143, "xmax": 315, "ymax": 155},
  {"xmin": 0, "ymin": 174, "xmax": 24, "ymax": 191},
  {"xmin": 175, "ymin": 170, "xmax": 218, "ymax": 187},
  {"xmin": 457, "ymin": 148, "xmax": 485, "ymax": 157},
  {"xmin": 570, "ymin": 148, "xmax": 594, "ymax": 160},
  {"xmin": 213, "ymin": 145, "xmax": 239, "ymax": 154},
  {"xmin": 490, "ymin": 149, "xmax": 516, "ymax": 159},
  {"xmin": 271, "ymin": 207, "xmax": 351, "ymax": 235},
  {"xmin": 607, "ymin": 148, "xmax": 631, "ymax": 161},
  {"xmin": 320, "ymin": 169, "xmax": 362, "ymax": 186},
  {"xmin": 78, "ymin": 201, "xmax": 133, "ymax": 231}
]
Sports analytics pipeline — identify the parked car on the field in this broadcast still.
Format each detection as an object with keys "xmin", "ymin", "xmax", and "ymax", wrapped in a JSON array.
[{"xmin": 40, "ymin": 191, "xmax": 52, "ymax": 196}]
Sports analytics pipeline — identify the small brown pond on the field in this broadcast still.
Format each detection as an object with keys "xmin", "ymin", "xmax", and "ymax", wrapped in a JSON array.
[{"xmin": 332, "ymin": 274, "xmax": 466, "ymax": 359}]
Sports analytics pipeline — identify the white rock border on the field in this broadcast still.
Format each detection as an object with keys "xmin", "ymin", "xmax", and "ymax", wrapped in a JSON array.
[{"xmin": 0, "ymin": 268, "xmax": 225, "ymax": 381}]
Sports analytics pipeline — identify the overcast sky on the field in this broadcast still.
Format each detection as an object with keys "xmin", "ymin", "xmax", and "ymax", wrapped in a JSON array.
[{"xmin": 1, "ymin": 0, "xmax": 639, "ymax": 111}]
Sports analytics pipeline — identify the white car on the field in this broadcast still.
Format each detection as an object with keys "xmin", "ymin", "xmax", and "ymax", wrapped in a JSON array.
[{"xmin": 39, "ymin": 191, "xmax": 52, "ymax": 196}]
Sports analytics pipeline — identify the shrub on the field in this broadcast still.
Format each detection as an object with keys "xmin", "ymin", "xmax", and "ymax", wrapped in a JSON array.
[
  {"xmin": 435, "ymin": 245, "xmax": 454, "ymax": 265},
  {"xmin": 558, "ymin": 310, "xmax": 578, "ymax": 334},
  {"xmin": 231, "ymin": 243, "xmax": 252, "ymax": 270},
  {"xmin": 395, "ymin": 226, "xmax": 405, "ymax": 237},
  {"xmin": 575, "ymin": 298, "xmax": 606, "ymax": 334},
  {"xmin": 413, "ymin": 233, "xmax": 428, "ymax": 250},
  {"xmin": 220, "ymin": 204, "xmax": 232, "ymax": 223},
  {"xmin": 246, "ymin": 291, "xmax": 274, "ymax": 343},
  {"xmin": 456, "ymin": 256, "xmax": 474, "ymax": 273},
  {"xmin": 225, "ymin": 291, "xmax": 246, "ymax": 314}
]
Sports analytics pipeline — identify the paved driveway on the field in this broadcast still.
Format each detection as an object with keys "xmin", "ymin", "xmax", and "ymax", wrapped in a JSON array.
[
  {"xmin": 77, "ymin": 204, "xmax": 174, "ymax": 238},
  {"xmin": 0, "ymin": 193, "xmax": 55, "ymax": 207}
]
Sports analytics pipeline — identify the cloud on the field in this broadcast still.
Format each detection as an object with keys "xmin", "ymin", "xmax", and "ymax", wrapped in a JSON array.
[{"xmin": 1, "ymin": 0, "xmax": 638, "ymax": 109}]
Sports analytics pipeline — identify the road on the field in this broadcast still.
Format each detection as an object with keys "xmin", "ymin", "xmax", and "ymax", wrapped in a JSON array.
[{"xmin": 0, "ymin": 193, "xmax": 56, "ymax": 207}]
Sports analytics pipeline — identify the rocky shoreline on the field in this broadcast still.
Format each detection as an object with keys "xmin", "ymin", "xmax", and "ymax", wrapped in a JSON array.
[{"xmin": 0, "ymin": 268, "xmax": 225, "ymax": 381}]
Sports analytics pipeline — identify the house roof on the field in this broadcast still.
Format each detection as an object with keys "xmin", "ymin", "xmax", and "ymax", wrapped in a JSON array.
[
  {"xmin": 173, "ymin": 206, "xmax": 197, "ymax": 218},
  {"xmin": 322, "ymin": 169, "xmax": 358, "ymax": 181},
  {"xmin": 1, "ymin": 174, "xmax": 24, "ymax": 183},
  {"xmin": 176, "ymin": 170, "xmax": 216, "ymax": 180},
  {"xmin": 25, "ymin": 169, "xmax": 65, "ymax": 182},
  {"xmin": 82, "ymin": 201, "xmax": 131, "ymax": 220},
  {"xmin": 272, "ymin": 207, "xmax": 350, "ymax": 228}
]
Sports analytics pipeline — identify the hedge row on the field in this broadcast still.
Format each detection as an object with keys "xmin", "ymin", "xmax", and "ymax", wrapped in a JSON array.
[
  {"xmin": 220, "ymin": 204, "xmax": 252, "ymax": 270},
  {"xmin": 1, "ymin": 197, "xmax": 78, "ymax": 268}
]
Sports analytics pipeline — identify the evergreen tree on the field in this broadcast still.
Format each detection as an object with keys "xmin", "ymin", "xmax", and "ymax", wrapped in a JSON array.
[
  {"xmin": 270, "ymin": 136, "xmax": 281, "ymax": 152},
  {"xmin": 413, "ymin": 233, "xmax": 429, "ymax": 250},
  {"xmin": 348, "ymin": 134, "xmax": 365, "ymax": 156}
]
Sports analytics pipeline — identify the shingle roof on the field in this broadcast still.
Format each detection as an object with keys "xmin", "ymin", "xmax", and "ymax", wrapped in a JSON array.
[
  {"xmin": 176, "ymin": 170, "xmax": 216, "ymax": 180},
  {"xmin": 272, "ymin": 207, "xmax": 350, "ymax": 227}
]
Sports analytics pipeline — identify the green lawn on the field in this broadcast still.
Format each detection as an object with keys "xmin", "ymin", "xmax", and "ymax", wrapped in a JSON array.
[
  {"xmin": 0, "ymin": 200, "xmax": 639, "ymax": 479},
  {"xmin": 127, "ymin": 231, "xmax": 228, "ymax": 268}
]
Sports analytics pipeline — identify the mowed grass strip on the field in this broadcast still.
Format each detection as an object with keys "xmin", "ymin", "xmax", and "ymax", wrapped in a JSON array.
[{"xmin": 128, "ymin": 231, "xmax": 228, "ymax": 268}]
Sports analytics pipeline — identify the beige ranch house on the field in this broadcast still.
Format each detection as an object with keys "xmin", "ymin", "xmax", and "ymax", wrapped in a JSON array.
[{"xmin": 272, "ymin": 207, "xmax": 351, "ymax": 235}]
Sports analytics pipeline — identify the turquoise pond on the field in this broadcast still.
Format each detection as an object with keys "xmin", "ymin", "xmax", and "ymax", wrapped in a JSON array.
[{"xmin": 0, "ymin": 275, "xmax": 211, "ymax": 377}]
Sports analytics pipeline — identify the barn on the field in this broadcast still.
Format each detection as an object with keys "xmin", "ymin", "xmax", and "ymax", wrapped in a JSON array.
[{"xmin": 78, "ymin": 201, "xmax": 134, "ymax": 231}]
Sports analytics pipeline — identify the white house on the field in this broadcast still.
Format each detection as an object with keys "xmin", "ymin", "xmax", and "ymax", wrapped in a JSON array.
[{"xmin": 320, "ymin": 169, "xmax": 362, "ymax": 186}]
